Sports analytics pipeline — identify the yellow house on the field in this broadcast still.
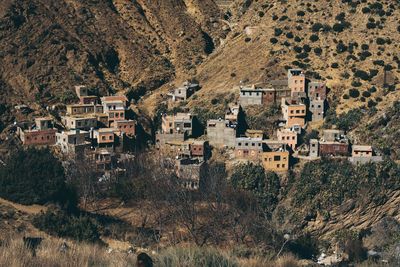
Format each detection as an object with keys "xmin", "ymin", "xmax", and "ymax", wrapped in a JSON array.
[{"xmin": 262, "ymin": 151, "xmax": 289, "ymax": 172}]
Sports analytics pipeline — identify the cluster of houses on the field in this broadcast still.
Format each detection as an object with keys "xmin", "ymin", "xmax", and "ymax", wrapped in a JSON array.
[
  {"xmin": 15, "ymin": 85, "xmax": 136, "ymax": 178},
  {"xmin": 156, "ymin": 70, "xmax": 383, "ymax": 190},
  {"xmin": 14, "ymin": 69, "xmax": 383, "ymax": 190}
]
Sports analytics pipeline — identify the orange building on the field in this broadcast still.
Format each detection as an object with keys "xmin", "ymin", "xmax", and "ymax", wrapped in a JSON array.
[
  {"xmin": 262, "ymin": 151, "xmax": 289, "ymax": 172},
  {"xmin": 281, "ymin": 98, "xmax": 306, "ymax": 128},
  {"xmin": 288, "ymin": 69, "xmax": 306, "ymax": 98},
  {"xmin": 352, "ymin": 145, "xmax": 373, "ymax": 157},
  {"xmin": 94, "ymin": 128, "xmax": 115, "ymax": 148}
]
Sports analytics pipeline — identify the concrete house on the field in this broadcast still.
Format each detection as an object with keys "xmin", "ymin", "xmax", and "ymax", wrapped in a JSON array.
[
  {"xmin": 56, "ymin": 130, "xmax": 90, "ymax": 155},
  {"xmin": 75, "ymin": 85, "xmax": 88, "ymax": 98},
  {"xmin": 307, "ymin": 82, "xmax": 327, "ymax": 101},
  {"xmin": 207, "ymin": 119, "xmax": 236, "ymax": 148},
  {"xmin": 348, "ymin": 145, "xmax": 383, "ymax": 164},
  {"xmin": 235, "ymin": 137, "xmax": 263, "ymax": 160},
  {"xmin": 176, "ymin": 158, "xmax": 206, "ymax": 190},
  {"xmin": 167, "ymin": 81, "xmax": 199, "ymax": 102},
  {"xmin": 62, "ymin": 115, "xmax": 97, "ymax": 130},
  {"xmin": 225, "ymin": 103, "xmax": 241, "ymax": 125},
  {"xmin": 309, "ymin": 139, "xmax": 319, "ymax": 157},
  {"xmin": 277, "ymin": 127, "xmax": 297, "ymax": 150},
  {"xmin": 288, "ymin": 69, "xmax": 306, "ymax": 98},
  {"xmin": 92, "ymin": 149, "xmax": 112, "ymax": 173},
  {"xmin": 281, "ymin": 98, "xmax": 306, "ymax": 128},
  {"xmin": 309, "ymin": 99, "xmax": 324, "ymax": 122},
  {"xmin": 262, "ymin": 143, "xmax": 290, "ymax": 172},
  {"xmin": 16, "ymin": 117, "xmax": 57, "ymax": 145},
  {"xmin": 161, "ymin": 113, "xmax": 194, "ymax": 136},
  {"xmin": 239, "ymin": 85, "xmax": 263, "ymax": 106},
  {"xmin": 101, "ymin": 95, "xmax": 129, "ymax": 108}
]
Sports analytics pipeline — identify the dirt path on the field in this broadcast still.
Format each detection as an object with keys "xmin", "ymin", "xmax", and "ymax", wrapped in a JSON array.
[{"xmin": 0, "ymin": 197, "xmax": 47, "ymax": 214}]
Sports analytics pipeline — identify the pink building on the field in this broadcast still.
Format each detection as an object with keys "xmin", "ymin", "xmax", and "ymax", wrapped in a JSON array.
[
  {"xmin": 277, "ymin": 128, "xmax": 297, "ymax": 150},
  {"xmin": 352, "ymin": 145, "xmax": 373, "ymax": 157}
]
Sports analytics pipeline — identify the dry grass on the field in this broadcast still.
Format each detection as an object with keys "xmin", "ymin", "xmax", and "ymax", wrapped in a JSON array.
[
  {"xmin": 0, "ymin": 235, "xmax": 137, "ymax": 267},
  {"xmin": 0, "ymin": 233, "xmax": 308, "ymax": 267}
]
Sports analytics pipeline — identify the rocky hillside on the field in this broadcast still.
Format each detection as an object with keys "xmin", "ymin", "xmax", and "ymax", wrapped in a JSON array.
[
  {"xmin": 0, "ymin": 0, "xmax": 224, "ymax": 131},
  {"xmin": 159, "ymin": 0, "xmax": 400, "ymax": 111}
]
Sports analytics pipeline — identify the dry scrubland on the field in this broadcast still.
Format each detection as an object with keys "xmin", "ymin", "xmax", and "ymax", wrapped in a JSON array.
[{"xmin": 0, "ymin": 234, "xmax": 305, "ymax": 267}]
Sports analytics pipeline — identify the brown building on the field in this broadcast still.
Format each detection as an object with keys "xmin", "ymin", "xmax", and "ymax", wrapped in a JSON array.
[
  {"xmin": 114, "ymin": 120, "xmax": 136, "ymax": 137},
  {"xmin": 92, "ymin": 149, "xmax": 112, "ymax": 173},
  {"xmin": 277, "ymin": 128, "xmax": 297, "ymax": 150},
  {"xmin": 16, "ymin": 117, "xmax": 57, "ymax": 145},
  {"xmin": 93, "ymin": 128, "xmax": 115, "ymax": 148},
  {"xmin": 79, "ymin": 96, "xmax": 98, "ymax": 105},
  {"xmin": 319, "ymin": 141, "xmax": 349, "ymax": 157},
  {"xmin": 101, "ymin": 95, "xmax": 129, "ymax": 107},
  {"xmin": 175, "ymin": 158, "xmax": 206, "ymax": 190},
  {"xmin": 161, "ymin": 113, "xmax": 194, "ymax": 136},
  {"xmin": 167, "ymin": 81, "xmax": 199, "ymax": 102},
  {"xmin": 66, "ymin": 104, "xmax": 104, "ymax": 115}
]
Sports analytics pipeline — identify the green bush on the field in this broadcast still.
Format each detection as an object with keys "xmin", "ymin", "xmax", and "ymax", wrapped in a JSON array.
[
  {"xmin": 343, "ymin": 94, "xmax": 350, "ymax": 99},
  {"xmin": 310, "ymin": 35, "xmax": 319, "ymax": 42},
  {"xmin": 0, "ymin": 148, "xmax": 73, "ymax": 206},
  {"xmin": 362, "ymin": 91, "xmax": 371, "ymax": 98},
  {"xmin": 231, "ymin": 162, "xmax": 280, "ymax": 208},
  {"xmin": 349, "ymin": 88, "xmax": 360, "ymax": 98}
]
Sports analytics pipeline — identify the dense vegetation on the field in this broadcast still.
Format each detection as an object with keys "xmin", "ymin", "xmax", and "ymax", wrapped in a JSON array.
[
  {"xmin": 292, "ymin": 159, "xmax": 400, "ymax": 211},
  {"xmin": 0, "ymin": 148, "xmax": 75, "ymax": 207}
]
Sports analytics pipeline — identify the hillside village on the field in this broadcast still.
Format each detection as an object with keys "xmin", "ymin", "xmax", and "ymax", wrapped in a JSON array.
[{"xmin": 12, "ymin": 68, "xmax": 384, "ymax": 191}]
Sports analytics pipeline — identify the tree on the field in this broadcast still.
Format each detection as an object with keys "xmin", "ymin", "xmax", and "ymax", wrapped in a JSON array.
[
  {"xmin": 231, "ymin": 163, "xmax": 280, "ymax": 209},
  {"xmin": 0, "ymin": 148, "xmax": 72, "ymax": 206}
]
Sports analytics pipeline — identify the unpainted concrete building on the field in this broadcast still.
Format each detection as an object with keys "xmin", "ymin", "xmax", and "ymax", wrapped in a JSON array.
[{"xmin": 207, "ymin": 119, "xmax": 236, "ymax": 148}]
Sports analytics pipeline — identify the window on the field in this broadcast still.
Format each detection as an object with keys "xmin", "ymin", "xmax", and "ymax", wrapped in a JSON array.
[
  {"xmin": 316, "ymin": 93, "xmax": 319, "ymax": 97},
  {"xmin": 249, "ymin": 92, "xmax": 252, "ymax": 96},
  {"xmin": 26, "ymin": 136, "xmax": 30, "ymax": 140},
  {"xmin": 124, "ymin": 125, "xmax": 127, "ymax": 128},
  {"xmin": 290, "ymin": 110, "xmax": 294, "ymax": 114},
  {"xmin": 109, "ymin": 136, "xmax": 113, "ymax": 140},
  {"xmin": 199, "ymin": 147, "xmax": 202, "ymax": 151},
  {"xmin": 269, "ymin": 158, "xmax": 272, "ymax": 161},
  {"xmin": 109, "ymin": 113, "xmax": 114, "ymax": 118},
  {"xmin": 130, "ymin": 125, "xmax": 133, "ymax": 128},
  {"xmin": 274, "ymin": 155, "xmax": 281, "ymax": 161},
  {"xmin": 296, "ymin": 110, "xmax": 299, "ymax": 114},
  {"xmin": 120, "ymin": 112, "xmax": 124, "ymax": 117},
  {"xmin": 311, "ymin": 105, "xmax": 314, "ymax": 108},
  {"xmin": 115, "ymin": 113, "xmax": 119, "ymax": 118},
  {"xmin": 334, "ymin": 146, "xmax": 340, "ymax": 151},
  {"xmin": 193, "ymin": 147, "xmax": 197, "ymax": 151},
  {"xmin": 264, "ymin": 158, "xmax": 268, "ymax": 161},
  {"xmin": 282, "ymin": 164, "xmax": 285, "ymax": 168},
  {"xmin": 183, "ymin": 123, "xmax": 191, "ymax": 128},
  {"xmin": 295, "ymin": 87, "xmax": 297, "ymax": 91},
  {"xmin": 295, "ymin": 80, "xmax": 297, "ymax": 84},
  {"xmin": 258, "ymin": 143, "xmax": 261, "ymax": 146},
  {"xmin": 238, "ymin": 142, "xmax": 241, "ymax": 146},
  {"xmin": 245, "ymin": 143, "xmax": 248, "ymax": 146},
  {"xmin": 251, "ymin": 151, "xmax": 255, "ymax": 156},
  {"xmin": 312, "ymin": 144, "xmax": 315, "ymax": 147},
  {"xmin": 277, "ymin": 164, "xmax": 280, "ymax": 168},
  {"xmin": 302, "ymin": 110, "xmax": 305, "ymax": 113},
  {"xmin": 169, "ymin": 122, "xmax": 172, "ymax": 127},
  {"xmin": 287, "ymin": 136, "xmax": 290, "ymax": 140},
  {"xmin": 47, "ymin": 136, "xmax": 50, "ymax": 140},
  {"xmin": 292, "ymin": 136, "xmax": 295, "ymax": 140},
  {"xmin": 102, "ymin": 136, "xmax": 106, "ymax": 140},
  {"xmin": 256, "ymin": 92, "xmax": 259, "ymax": 96},
  {"xmin": 283, "ymin": 157, "xmax": 287, "ymax": 161},
  {"xmin": 41, "ymin": 136, "xmax": 44, "ymax": 140},
  {"xmin": 238, "ymin": 151, "xmax": 241, "ymax": 155},
  {"xmin": 252, "ymin": 143, "xmax": 255, "ymax": 146},
  {"xmin": 318, "ymin": 105, "xmax": 321, "ymax": 108}
]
